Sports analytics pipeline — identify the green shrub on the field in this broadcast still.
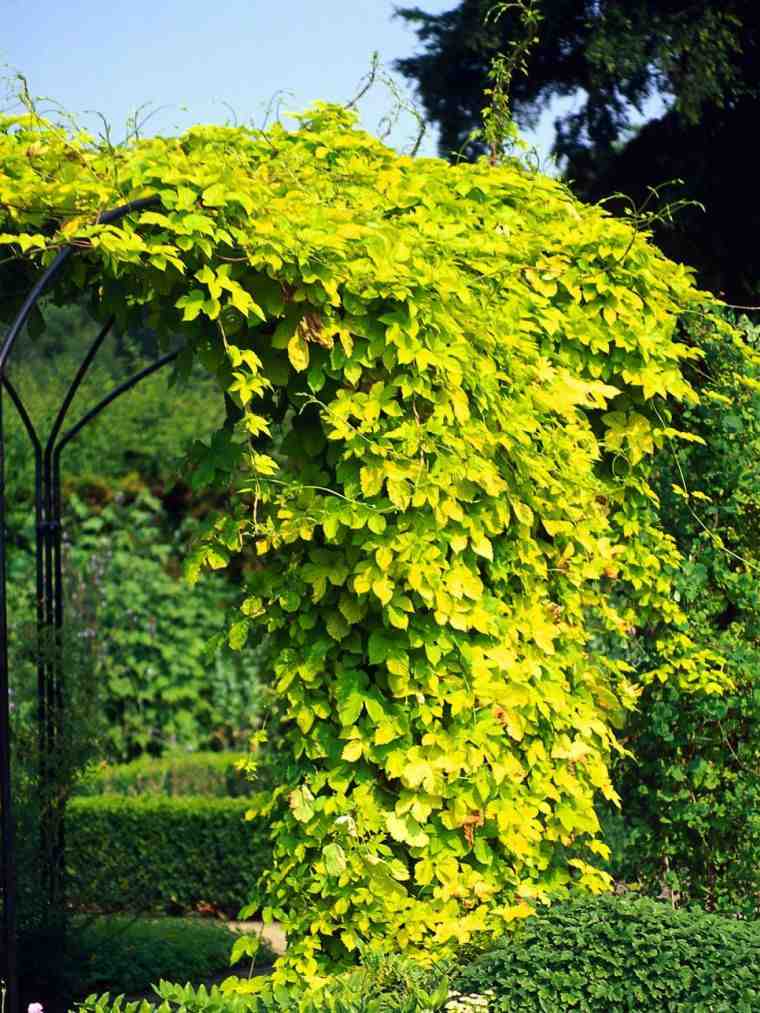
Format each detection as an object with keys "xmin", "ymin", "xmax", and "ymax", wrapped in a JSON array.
[
  {"xmin": 65, "ymin": 796, "xmax": 268, "ymax": 915},
  {"xmin": 22, "ymin": 914, "xmax": 273, "ymax": 999},
  {"xmin": 6, "ymin": 491, "xmax": 264, "ymax": 762},
  {"xmin": 453, "ymin": 893, "xmax": 760, "ymax": 1011},
  {"xmin": 76, "ymin": 752, "xmax": 252, "ymax": 798},
  {"xmin": 3, "ymin": 486, "xmax": 267, "ymax": 761},
  {"xmin": 67, "ymin": 915, "xmax": 273, "ymax": 998},
  {"xmin": 70, "ymin": 492, "xmax": 263, "ymax": 760}
]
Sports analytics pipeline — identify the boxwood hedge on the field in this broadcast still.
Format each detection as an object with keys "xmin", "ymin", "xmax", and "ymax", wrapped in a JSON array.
[
  {"xmin": 65, "ymin": 795, "xmax": 267, "ymax": 915},
  {"xmin": 453, "ymin": 893, "xmax": 760, "ymax": 1012},
  {"xmin": 75, "ymin": 751, "xmax": 251, "ymax": 798}
]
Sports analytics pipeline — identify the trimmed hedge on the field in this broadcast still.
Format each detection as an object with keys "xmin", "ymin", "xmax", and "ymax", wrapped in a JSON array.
[
  {"xmin": 76, "ymin": 751, "xmax": 251, "ymax": 798},
  {"xmin": 65, "ymin": 795, "xmax": 268, "ymax": 915},
  {"xmin": 454, "ymin": 893, "xmax": 760, "ymax": 1011}
]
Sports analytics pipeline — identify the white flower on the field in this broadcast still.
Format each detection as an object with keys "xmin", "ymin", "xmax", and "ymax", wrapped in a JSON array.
[{"xmin": 444, "ymin": 989, "xmax": 495, "ymax": 1011}]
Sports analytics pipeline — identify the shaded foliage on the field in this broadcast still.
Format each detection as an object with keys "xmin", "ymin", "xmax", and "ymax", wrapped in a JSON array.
[{"xmin": 600, "ymin": 310, "xmax": 760, "ymax": 915}]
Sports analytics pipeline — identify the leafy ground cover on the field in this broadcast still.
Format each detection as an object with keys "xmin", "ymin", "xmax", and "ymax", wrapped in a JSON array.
[{"xmin": 453, "ymin": 893, "xmax": 760, "ymax": 1011}]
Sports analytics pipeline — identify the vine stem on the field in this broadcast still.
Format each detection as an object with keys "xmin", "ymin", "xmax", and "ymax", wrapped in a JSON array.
[{"xmin": 652, "ymin": 402, "xmax": 758, "ymax": 574}]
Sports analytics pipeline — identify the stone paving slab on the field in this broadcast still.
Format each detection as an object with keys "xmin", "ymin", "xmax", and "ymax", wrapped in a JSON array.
[{"xmin": 227, "ymin": 919, "xmax": 287, "ymax": 955}]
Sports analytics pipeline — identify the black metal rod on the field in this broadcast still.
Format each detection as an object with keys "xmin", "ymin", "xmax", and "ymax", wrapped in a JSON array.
[
  {"xmin": 39, "ymin": 317, "xmax": 116, "ymax": 907},
  {"xmin": 0, "ymin": 377, "xmax": 43, "ymax": 1006},
  {"xmin": 0, "ymin": 249, "xmax": 73, "ymax": 378},
  {"xmin": 47, "ymin": 317, "xmax": 116, "ymax": 461},
  {"xmin": 0, "ymin": 196, "xmax": 159, "ymax": 377},
  {"xmin": 0, "ymin": 378, "xmax": 42, "ymax": 455},
  {"xmin": 0, "ymin": 388, "xmax": 18, "ymax": 1013},
  {"xmin": 0, "ymin": 378, "xmax": 47, "ymax": 867},
  {"xmin": 55, "ymin": 349, "xmax": 180, "ymax": 455},
  {"xmin": 46, "ymin": 316, "xmax": 115, "ymax": 631}
]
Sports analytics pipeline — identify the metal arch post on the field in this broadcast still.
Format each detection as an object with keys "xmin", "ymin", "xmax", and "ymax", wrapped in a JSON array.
[
  {"xmin": 0, "ymin": 385, "xmax": 17, "ymax": 1013},
  {"xmin": 38, "ymin": 315, "xmax": 115, "ymax": 910},
  {"xmin": 1, "ymin": 195, "xmax": 163, "ymax": 1013},
  {"xmin": 42, "ymin": 347, "xmax": 181, "ymax": 912}
]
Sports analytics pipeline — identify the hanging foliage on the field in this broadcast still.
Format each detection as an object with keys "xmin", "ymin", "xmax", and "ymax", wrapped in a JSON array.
[{"xmin": 0, "ymin": 100, "xmax": 737, "ymax": 988}]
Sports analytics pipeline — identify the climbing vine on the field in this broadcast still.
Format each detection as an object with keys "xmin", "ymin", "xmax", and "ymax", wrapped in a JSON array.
[{"xmin": 0, "ymin": 97, "xmax": 737, "ymax": 989}]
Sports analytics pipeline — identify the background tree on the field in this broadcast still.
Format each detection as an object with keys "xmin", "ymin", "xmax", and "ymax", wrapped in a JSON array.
[{"xmin": 394, "ymin": 0, "xmax": 760, "ymax": 303}]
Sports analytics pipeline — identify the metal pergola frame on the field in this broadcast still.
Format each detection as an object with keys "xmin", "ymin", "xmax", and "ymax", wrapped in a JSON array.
[{"xmin": 0, "ymin": 196, "xmax": 178, "ymax": 1012}]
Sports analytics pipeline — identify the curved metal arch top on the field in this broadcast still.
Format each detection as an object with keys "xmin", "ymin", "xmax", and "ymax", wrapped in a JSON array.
[
  {"xmin": 0, "ymin": 194, "xmax": 180, "ymax": 1013},
  {"xmin": 0, "ymin": 196, "xmax": 160, "ymax": 378}
]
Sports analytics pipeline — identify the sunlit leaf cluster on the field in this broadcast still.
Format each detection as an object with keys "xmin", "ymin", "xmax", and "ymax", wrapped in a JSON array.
[{"xmin": 0, "ymin": 100, "xmax": 733, "ymax": 985}]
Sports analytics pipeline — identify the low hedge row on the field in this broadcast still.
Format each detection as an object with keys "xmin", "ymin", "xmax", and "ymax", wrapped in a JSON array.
[
  {"xmin": 455, "ymin": 893, "xmax": 760, "ymax": 1011},
  {"xmin": 65, "ymin": 795, "xmax": 268, "ymax": 915},
  {"xmin": 75, "ymin": 751, "xmax": 251, "ymax": 798},
  {"xmin": 77, "ymin": 894, "xmax": 760, "ymax": 1011}
]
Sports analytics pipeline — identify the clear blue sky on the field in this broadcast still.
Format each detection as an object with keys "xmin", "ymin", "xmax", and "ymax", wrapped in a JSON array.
[{"xmin": 0, "ymin": 0, "xmax": 561, "ymax": 162}]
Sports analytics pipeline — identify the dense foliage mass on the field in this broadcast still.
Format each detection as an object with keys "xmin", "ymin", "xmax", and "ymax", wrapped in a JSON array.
[
  {"xmin": 601, "ymin": 309, "xmax": 760, "ymax": 915},
  {"xmin": 395, "ymin": 0, "xmax": 760, "ymax": 302},
  {"xmin": 0, "ymin": 100, "xmax": 741, "ymax": 984}
]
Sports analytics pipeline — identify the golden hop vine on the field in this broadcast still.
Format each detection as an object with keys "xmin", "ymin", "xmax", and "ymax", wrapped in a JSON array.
[{"xmin": 0, "ymin": 99, "xmax": 733, "ymax": 988}]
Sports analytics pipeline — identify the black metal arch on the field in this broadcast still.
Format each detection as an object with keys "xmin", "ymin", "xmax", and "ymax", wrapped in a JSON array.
[{"xmin": 0, "ymin": 196, "xmax": 182, "ymax": 1012}]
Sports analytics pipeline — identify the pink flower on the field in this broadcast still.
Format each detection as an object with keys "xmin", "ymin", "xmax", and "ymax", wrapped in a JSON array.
[{"xmin": 28, "ymin": 1004, "xmax": 44, "ymax": 1013}]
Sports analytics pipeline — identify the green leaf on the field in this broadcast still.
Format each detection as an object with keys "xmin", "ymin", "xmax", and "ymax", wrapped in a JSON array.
[
  {"xmin": 326, "ymin": 612, "xmax": 350, "ymax": 641},
  {"xmin": 387, "ymin": 606, "xmax": 409, "ymax": 630},
  {"xmin": 386, "ymin": 812, "xmax": 429, "ymax": 847},
  {"xmin": 175, "ymin": 289, "xmax": 206, "ymax": 321},
  {"xmin": 288, "ymin": 333, "xmax": 310, "ymax": 372},
  {"xmin": 289, "ymin": 786, "xmax": 315, "ymax": 823},
  {"xmin": 339, "ymin": 693, "xmax": 364, "ymax": 726},
  {"xmin": 375, "ymin": 546, "xmax": 393, "ymax": 571},
  {"xmin": 230, "ymin": 934, "xmax": 260, "ymax": 966},
  {"xmin": 228, "ymin": 621, "xmax": 249, "ymax": 650},
  {"xmin": 372, "ymin": 577, "xmax": 394, "ymax": 606},
  {"xmin": 342, "ymin": 740, "xmax": 363, "ymax": 762},
  {"xmin": 323, "ymin": 842, "xmax": 347, "ymax": 876}
]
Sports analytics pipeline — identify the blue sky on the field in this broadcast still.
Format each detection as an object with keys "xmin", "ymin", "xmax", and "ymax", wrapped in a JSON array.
[{"xmin": 0, "ymin": 0, "xmax": 562, "ymax": 163}]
